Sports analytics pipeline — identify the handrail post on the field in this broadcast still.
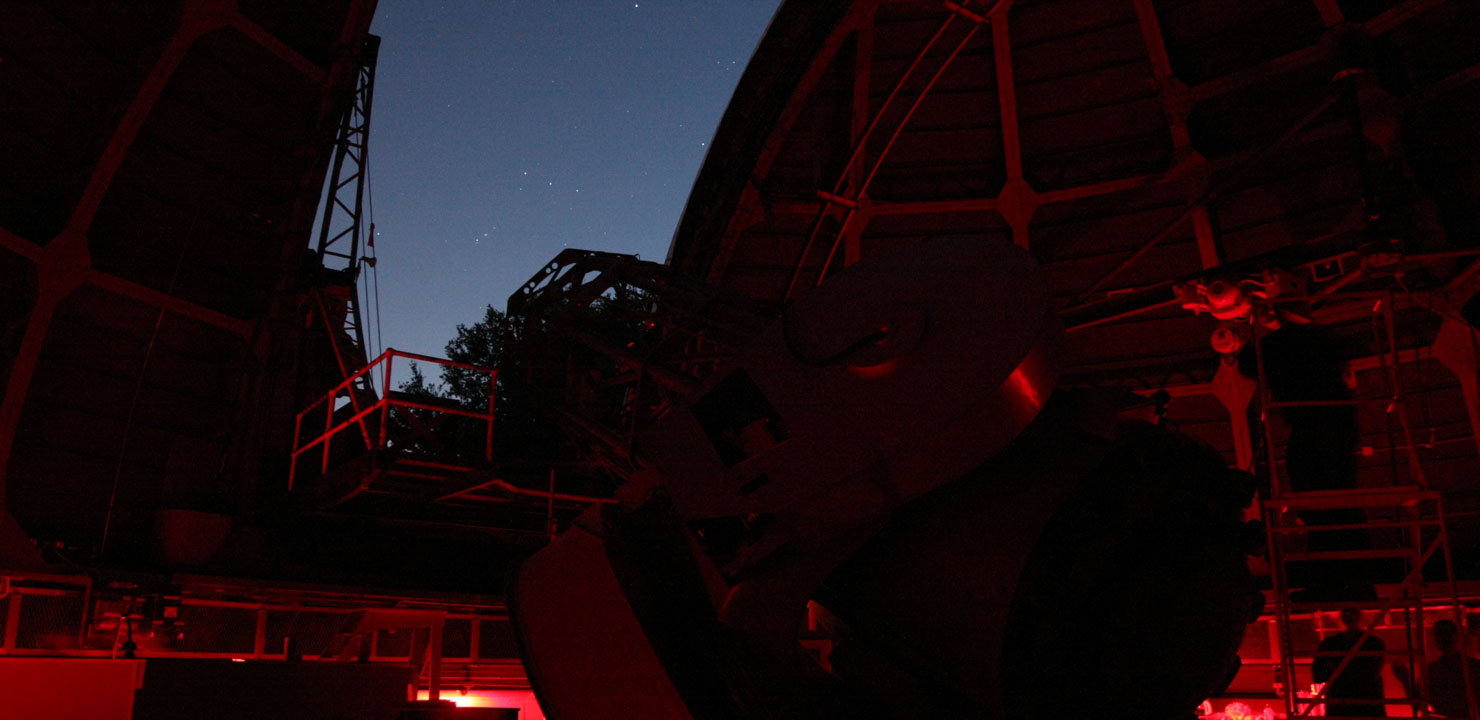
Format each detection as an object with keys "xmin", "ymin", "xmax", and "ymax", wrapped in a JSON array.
[
  {"xmin": 1381, "ymin": 292, "xmax": 1427, "ymax": 487},
  {"xmin": 1438, "ymin": 499, "xmax": 1480, "ymax": 720},
  {"xmin": 322, "ymin": 388, "xmax": 335, "ymax": 474},
  {"xmin": 290, "ymin": 412, "xmax": 304, "ymax": 491},
  {"xmin": 290, "ymin": 347, "xmax": 505, "ymax": 492},
  {"xmin": 1254, "ymin": 321, "xmax": 1300, "ymax": 719},
  {"xmin": 380, "ymin": 353, "xmax": 393, "ymax": 452}
]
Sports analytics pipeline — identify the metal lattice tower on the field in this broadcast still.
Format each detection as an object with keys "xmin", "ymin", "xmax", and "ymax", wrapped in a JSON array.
[{"xmin": 315, "ymin": 34, "xmax": 381, "ymax": 377}]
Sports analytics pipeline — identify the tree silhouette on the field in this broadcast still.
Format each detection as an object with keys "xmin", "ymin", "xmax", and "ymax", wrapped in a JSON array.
[{"xmin": 398, "ymin": 305, "xmax": 561, "ymax": 461}]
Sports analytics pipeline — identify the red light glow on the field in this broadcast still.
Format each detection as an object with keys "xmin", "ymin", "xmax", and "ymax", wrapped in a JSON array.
[
  {"xmin": 414, "ymin": 689, "xmax": 546, "ymax": 719},
  {"xmin": 1005, "ymin": 366, "xmax": 1044, "ymax": 411},
  {"xmin": 846, "ymin": 357, "xmax": 902, "ymax": 378}
]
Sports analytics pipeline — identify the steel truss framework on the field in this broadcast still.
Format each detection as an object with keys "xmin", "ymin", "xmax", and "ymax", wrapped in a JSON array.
[
  {"xmin": 676, "ymin": 0, "xmax": 1480, "ymax": 343},
  {"xmin": 315, "ymin": 33, "xmax": 381, "ymax": 367},
  {"xmin": 0, "ymin": 0, "xmax": 377, "ymax": 555},
  {"xmin": 711, "ymin": 0, "xmax": 1462, "ymax": 290},
  {"xmin": 673, "ymin": 0, "xmax": 1480, "ymax": 497},
  {"xmin": 666, "ymin": 1, "xmax": 1480, "ymax": 715}
]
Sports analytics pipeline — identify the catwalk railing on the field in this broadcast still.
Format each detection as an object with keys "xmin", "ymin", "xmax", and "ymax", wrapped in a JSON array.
[{"xmin": 289, "ymin": 348, "xmax": 497, "ymax": 491}]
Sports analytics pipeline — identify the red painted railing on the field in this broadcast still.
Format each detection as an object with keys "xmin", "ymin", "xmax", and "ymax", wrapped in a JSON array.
[{"xmin": 289, "ymin": 348, "xmax": 496, "ymax": 490}]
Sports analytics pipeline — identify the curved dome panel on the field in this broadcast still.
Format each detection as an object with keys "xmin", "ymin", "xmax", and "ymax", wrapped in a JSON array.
[
  {"xmin": 670, "ymin": 0, "xmax": 1480, "ymax": 390},
  {"xmin": 0, "ymin": 0, "xmax": 377, "ymax": 561}
]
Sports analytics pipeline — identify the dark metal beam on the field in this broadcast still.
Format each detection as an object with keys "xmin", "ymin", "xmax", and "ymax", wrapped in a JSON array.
[
  {"xmin": 1365, "ymin": 0, "xmax": 1445, "ymax": 35},
  {"xmin": 844, "ymin": 12, "xmax": 874, "ymax": 267},
  {"xmin": 0, "ymin": 0, "xmax": 231, "ymax": 507},
  {"xmin": 1312, "ymin": 0, "xmax": 1345, "ymax": 27},
  {"xmin": 991, "ymin": 1, "xmax": 1022, "ymax": 184},
  {"xmin": 1132, "ymin": 0, "xmax": 1220, "ymax": 269},
  {"xmin": 229, "ymin": 12, "xmax": 329, "ymax": 85},
  {"xmin": 795, "ymin": 3, "xmax": 998, "ymax": 295},
  {"xmin": 1189, "ymin": 43, "xmax": 1327, "ymax": 104},
  {"xmin": 0, "ymin": 228, "xmax": 41, "ymax": 261},
  {"xmin": 85, "ymin": 269, "xmax": 253, "ymax": 337},
  {"xmin": 69, "ymin": 1, "xmax": 227, "ymax": 233},
  {"xmin": 1066, "ymin": 87, "xmax": 1344, "ymax": 308},
  {"xmin": 709, "ymin": 3, "xmax": 880, "ymax": 285}
]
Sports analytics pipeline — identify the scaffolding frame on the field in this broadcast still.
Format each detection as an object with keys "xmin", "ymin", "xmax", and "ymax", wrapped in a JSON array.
[{"xmin": 1255, "ymin": 291, "xmax": 1478, "ymax": 720}]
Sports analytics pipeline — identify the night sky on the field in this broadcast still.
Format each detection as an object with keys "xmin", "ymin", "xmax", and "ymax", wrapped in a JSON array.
[{"xmin": 362, "ymin": 1, "xmax": 782, "ymax": 363}]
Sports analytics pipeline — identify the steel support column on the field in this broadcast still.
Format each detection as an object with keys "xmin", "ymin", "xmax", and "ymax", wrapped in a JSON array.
[
  {"xmin": 1132, "ymin": 0, "xmax": 1221, "ymax": 270},
  {"xmin": 843, "ymin": 17, "xmax": 874, "ymax": 268},
  {"xmin": 987, "ymin": 1, "xmax": 1038, "ymax": 250}
]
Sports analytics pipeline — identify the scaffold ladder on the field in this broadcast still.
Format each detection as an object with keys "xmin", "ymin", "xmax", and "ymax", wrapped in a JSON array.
[
  {"xmin": 1254, "ymin": 293, "xmax": 1478, "ymax": 720},
  {"xmin": 1262, "ymin": 488, "xmax": 1474, "ymax": 718}
]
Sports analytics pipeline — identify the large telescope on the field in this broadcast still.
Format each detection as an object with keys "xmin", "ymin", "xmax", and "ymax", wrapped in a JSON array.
[{"xmin": 507, "ymin": 237, "xmax": 1261, "ymax": 719}]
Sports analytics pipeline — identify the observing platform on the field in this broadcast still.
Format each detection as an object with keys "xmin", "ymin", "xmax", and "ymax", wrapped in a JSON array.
[{"xmin": 287, "ymin": 349, "xmax": 607, "ymax": 536}]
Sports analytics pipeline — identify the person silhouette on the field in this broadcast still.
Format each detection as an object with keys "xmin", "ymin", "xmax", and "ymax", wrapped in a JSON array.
[
  {"xmin": 1313, "ymin": 607, "xmax": 1387, "ymax": 717},
  {"xmin": 1240, "ymin": 323, "xmax": 1374, "ymax": 599},
  {"xmin": 1425, "ymin": 620, "xmax": 1480, "ymax": 717}
]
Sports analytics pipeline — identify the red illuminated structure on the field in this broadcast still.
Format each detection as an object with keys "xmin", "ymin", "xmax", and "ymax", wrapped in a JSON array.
[
  {"xmin": 529, "ymin": 0, "xmax": 1480, "ymax": 716},
  {"xmin": 289, "ymin": 349, "xmax": 496, "ymax": 495},
  {"xmin": 284, "ymin": 347, "xmax": 610, "ymax": 532},
  {"xmin": 512, "ymin": 236, "xmax": 1263, "ymax": 718},
  {"xmin": 0, "ymin": 0, "xmax": 379, "ymax": 566},
  {"xmin": 0, "ymin": 1, "xmax": 564, "ymax": 716},
  {"xmin": 5, "ymin": 0, "xmax": 1480, "ymax": 719}
]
